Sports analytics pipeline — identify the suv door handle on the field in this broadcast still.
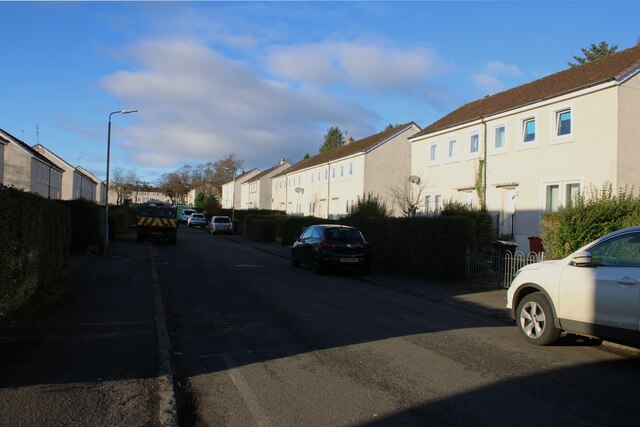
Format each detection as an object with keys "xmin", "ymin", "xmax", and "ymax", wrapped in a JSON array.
[{"xmin": 616, "ymin": 277, "xmax": 638, "ymax": 285}]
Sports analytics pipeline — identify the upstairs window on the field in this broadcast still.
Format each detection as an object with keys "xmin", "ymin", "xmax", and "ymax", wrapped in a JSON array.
[
  {"xmin": 494, "ymin": 126, "xmax": 506, "ymax": 149},
  {"xmin": 429, "ymin": 143, "xmax": 438, "ymax": 163},
  {"xmin": 523, "ymin": 118, "xmax": 536, "ymax": 143},
  {"xmin": 556, "ymin": 110, "xmax": 571, "ymax": 136},
  {"xmin": 469, "ymin": 133, "xmax": 479, "ymax": 155},
  {"xmin": 447, "ymin": 138, "xmax": 457, "ymax": 160}
]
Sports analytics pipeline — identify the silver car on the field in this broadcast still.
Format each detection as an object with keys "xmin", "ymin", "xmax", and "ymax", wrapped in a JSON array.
[
  {"xmin": 187, "ymin": 213, "xmax": 207, "ymax": 228},
  {"xmin": 209, "ymin": 216, "xmax": 233, "ymax": 235},
  {"xmin": 506, "ymin": 226, "xmax": 640, "ymax": 347}
]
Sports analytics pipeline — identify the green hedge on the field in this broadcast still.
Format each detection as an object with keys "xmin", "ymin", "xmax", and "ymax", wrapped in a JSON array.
[
  {"xmin": 249, "ymin": 220, "xmax": 279, "ymax": 242},
  {"xmin": 62, "ymin": 199, "xmax": 100, "ymax": 254},
  {"xmin": 0, "ymin": 186, "xmax": 71, "ymax": 317},
  {"xmin": 344, "ymin": 216, "xmax": 475, "ymax": 280},
  {"xmin": 541, "ymin": 185, "xmax": 640, "ymax": 259},
  {"xmin": 109, "ymin": 205, "xmax": 136, "ymax": 240}
]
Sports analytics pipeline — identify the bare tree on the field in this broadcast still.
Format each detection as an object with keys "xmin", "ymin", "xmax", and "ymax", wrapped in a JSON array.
[
  {"xmin": 387, "ymin": 177, "xmax": 425, "ymax": 217},
  {"xmin": 158, "ymin": 166, "xmax": 192, "ymax": 205},
  {"xmin": 111, "ymin": 167, "xmax": 139, "ymax": 205}
]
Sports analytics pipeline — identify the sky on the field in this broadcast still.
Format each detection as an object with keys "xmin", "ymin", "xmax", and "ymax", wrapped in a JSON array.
[{"xmin": 2, "ymin": 1, "xmax": 639, "ymax": 185}]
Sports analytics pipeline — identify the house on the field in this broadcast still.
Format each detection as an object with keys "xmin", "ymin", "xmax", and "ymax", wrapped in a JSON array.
[
  {"xmin": 241, "ymin": 158, "xmax": 291, "ymax": 210},
  {"xmin": 0, "ymin": 135, "xmax": 6, "ymax": 181},
  {"xmin": 409, "ymin": 44, "xmax": 640, "ymax": 250},
  {"xmin": 273, "ymin": 122, "xmax": 422, "ymax": 218},
  {"xmin": 0, "ymin": 129, "xmax": 63, "ymax": 199},
  {"xmin": 221, "ymin": 168, "xmax": 261, "ymax": 210},
  {"xmin": 33, "ymin": 144, "xmax": 99, "ymax": 202},
  {"xmin": 76, "ymin": 166, "xmax": 106, "ymax": 205}
]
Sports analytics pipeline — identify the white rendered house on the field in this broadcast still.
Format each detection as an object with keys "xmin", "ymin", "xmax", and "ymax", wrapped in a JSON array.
[
  {"xmin": 410, "ymin": 44, "xmax": 640, "ymax": 250},
  {"xmin": 221, "ymin": 168, "xmax": 260, "ymax": 210},
  {"xmin": 273, "ymin": 122, "xmax": 421, "ymax": 218},
  {"xmin": 242, "ymin": 158, "xmax": 291, "ymax": 210}
]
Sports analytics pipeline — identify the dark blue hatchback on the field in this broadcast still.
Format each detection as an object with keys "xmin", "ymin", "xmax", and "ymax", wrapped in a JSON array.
[{"xmin": 291, "ymin": 224, "xmax": 372, "ymax": 274}]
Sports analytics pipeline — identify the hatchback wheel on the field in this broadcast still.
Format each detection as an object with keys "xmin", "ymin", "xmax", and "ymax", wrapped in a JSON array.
[
  {"xmin": 516, "ymin": 292, "xmax": 561, "ymax": 346},
  {"xmin": 311, "ymin": 254, "xmax": 324, "ymax": 274}
]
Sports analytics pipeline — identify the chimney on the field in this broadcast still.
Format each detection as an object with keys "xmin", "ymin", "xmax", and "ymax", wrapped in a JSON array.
[
  {"xmin": 280, "ymin": 157, "xmax": 288, "ymax": 165},
  {"xmin": 346, "ymin": 137, "xmax": 354, "ymax": 145}
]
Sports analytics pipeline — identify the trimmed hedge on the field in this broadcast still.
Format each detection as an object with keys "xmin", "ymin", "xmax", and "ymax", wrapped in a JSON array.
[
  {"xmin": 109, "ymin": 205, "xmax": 136, "ymax": 240},
  {"xmin": 62, "ymin": 199, "xmax": 100, "ymax": 254},
  {"xmin": 0, "ymin": 185, "xmax": 71, "ymax": 316},
  {"xmin": 249, "ymin": 220, "xmax": 279, "ymax": 242},
  {"xmin": 344, "ymin": 216, "xmax": 475, "ymax": 280}
]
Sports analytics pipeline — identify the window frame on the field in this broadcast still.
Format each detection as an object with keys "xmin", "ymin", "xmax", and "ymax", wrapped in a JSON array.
[
  {"xmin": 446, "ymin": 136, "xmax": 458, "ymax": 162},
  {"xmin": 427, "ymin": 141, "xmax": 439, "ymax": 166},
  {"xmin": 468, "ymin": 132, "xmax": 480, "ymax": 159},
  {"xmin": 551, "ymin": 105, "xmax": 574, "ymax": 144},
  {"xmin": 491, "ymin": 123, "xmax": 507, "ymax": 154}
]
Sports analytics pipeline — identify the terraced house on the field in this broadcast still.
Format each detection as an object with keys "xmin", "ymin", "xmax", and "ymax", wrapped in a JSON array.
[
  {"xmin": 410, "ymin": 44, "xmax": 640, "ymax": 250},
  {"xmin": 273, "ymin": 122, "xmax": 421, "ymax": 218},
  {"xmin": 242, "ymin": 158, "xmax": 290, "ymax": 210},
  {"xmin": 0, "ymin": 129, "xmax": 63, "ymax": 199}
]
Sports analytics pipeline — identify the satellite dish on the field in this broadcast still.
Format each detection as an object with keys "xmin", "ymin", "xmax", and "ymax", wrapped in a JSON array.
[
  {"xmin": 295, "ymin": 187, "xmax": 304, "ymax": 194},
  {"xmin": 409, "ymin": 176, "xmax": 421, "ymax": 185}
]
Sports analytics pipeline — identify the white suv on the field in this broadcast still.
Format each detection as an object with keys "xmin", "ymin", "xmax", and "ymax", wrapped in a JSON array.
[
  {"xmin": 209, "ymin": 216, "xmax": 233, "ymax": 235},
  {"xmin": 507, "ymin": 226, "xmax": 640, "ymax": 347}
]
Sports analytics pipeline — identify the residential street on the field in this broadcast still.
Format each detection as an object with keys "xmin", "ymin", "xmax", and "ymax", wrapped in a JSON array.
[
  {"xmin": 2, "ymin": 226, "xmax": 640, "ymax": 426},
  {"xmin": 160, "ymin": 228, "xmax": 640, "ymax": 426}
]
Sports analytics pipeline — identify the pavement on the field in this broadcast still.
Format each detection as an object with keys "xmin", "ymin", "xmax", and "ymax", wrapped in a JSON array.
[{"xmin": 0, "ymin": 233, "xmax": 509, "ymax": 427}]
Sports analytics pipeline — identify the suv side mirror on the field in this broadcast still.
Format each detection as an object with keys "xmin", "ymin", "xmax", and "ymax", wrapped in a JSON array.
[{"xmin": 571, "ymin": 251, "xmax": 592, "ymax": 267}]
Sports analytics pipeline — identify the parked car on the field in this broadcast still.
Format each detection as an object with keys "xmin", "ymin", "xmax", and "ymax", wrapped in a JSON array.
[
  {"xmin": 181, "ymin": 209, "xmax": 196, "ymax": 223},
  {"xmin": 291, "ymin": 224, "xmax": 372, "ymax": 274},
  {"xmin": 209, "ymin": 216, "xmax": 233, "ymax": 235},
  {"xmin": 506, "ymin": 226, "xmax": 640, "ymax": 347},
  {"xmin": 187, "ymin": 213, "xmax": 207, "ymax": 228}
]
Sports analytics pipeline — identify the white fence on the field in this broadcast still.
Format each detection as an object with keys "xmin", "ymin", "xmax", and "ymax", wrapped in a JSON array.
[{"xmin": 466, "ymin": 247, "xmax": 544, "ymax": 288}]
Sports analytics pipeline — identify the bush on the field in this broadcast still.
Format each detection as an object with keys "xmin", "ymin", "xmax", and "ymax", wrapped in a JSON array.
[
  {"xmin": 541, "ymin": 184, "xmax": 640, "ymax": 259},
  {"xmin": 347, "ymin": 193, "xmax": 390, "ymax": 219},
  {"xmin": 109, "ymin": 205, "xmax": 136, "ymax": 240},
  {"xmin": 0, "ymin": 185, "xmax": 71, "ymax": 317}
]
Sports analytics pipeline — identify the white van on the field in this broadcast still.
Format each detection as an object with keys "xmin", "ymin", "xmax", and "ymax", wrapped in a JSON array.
[{"xmin": 181, "ymin": 209, "xmax": 196, "ymax": 223}]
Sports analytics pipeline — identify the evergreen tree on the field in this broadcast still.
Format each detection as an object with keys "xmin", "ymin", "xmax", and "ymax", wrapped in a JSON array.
[
  {"xmin": 319, "ymin": 126, "xmax": 345, "ymax": 154},
  {"xmin": 568, "ymin": 41, "xmax": 619, "ymax": 67}
]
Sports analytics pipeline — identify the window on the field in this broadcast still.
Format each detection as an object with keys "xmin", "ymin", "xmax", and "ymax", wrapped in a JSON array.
[
  {"xmin": 469, "ymin": 133, "xmax": 479, "ymax": 155},
  {"xmin": 545, "ymin": 184, "xmax": 560, "ymax": 212},
  {"xmin": 429, "ymin": 143, "xmax": 438, "ymax": 164},
  {"xmin": 494, "ymin": 126, "xmax": 506, "ymax": 149},
  {"xmin": 434, "ymin": 195, "xmax": 442, "ymax": 214},
  {"xmin": 556, "ymin": 110, "xmax": 571, "ymax": 136},
  {"xmin": 311, "ymin": 172, "xmax": 314, "ymax": 183},
  {"xmin": 340, "ymin": 165, "xmax": 344, "ymax": 177},
  {"xmin": 349, "ymin": 162, "xmax": 353, "ymax": 176},
  {"xmin": 447, "ymin": 138, "xmax": 457, "ymax": 160},
  {"xmin": 332, "ymin": 167, "xmax": 335, "ymax": 179},
  {"xmin": 325, "ymin": 169, "xmax": 328, "ymax": 180},
  {"xmin": 523, "ymin": 118, "xmax": 535, "ymax": 143},
  {"xmin": 425, "ymin": 195, "xmax": 431, "ymax": 214},
  {"xmin": 589, "ymin": 233, "xmax": 640, "ymax": 268},
  {"xmin": 565, "ymin": 183, "xmax": 581, "ymax": 208}
]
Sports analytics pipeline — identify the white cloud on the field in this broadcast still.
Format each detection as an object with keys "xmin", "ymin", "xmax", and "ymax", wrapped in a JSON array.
[
  {"xmin": 266, "ymin": 40, "xmax": 448, "ymax": 94},
  {"xmin": 471, "ymin": 60, "xmax": 523, "ymax": 95},
  {"xmin": 101, "ymin": 38, "xmax": 377, "ymax": 171}
]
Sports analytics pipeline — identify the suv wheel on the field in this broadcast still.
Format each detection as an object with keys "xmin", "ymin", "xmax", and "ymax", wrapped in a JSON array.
[{"xmin": 516, "ymin": 292, "xmax": 561, "ymax": 346}]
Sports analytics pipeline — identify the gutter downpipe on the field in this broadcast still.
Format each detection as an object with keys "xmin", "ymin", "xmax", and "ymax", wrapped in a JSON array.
[
  {"xmin": 481, "ymin": 116, "xmax": 487, "ymax": 210},
  {"xmin": 326, "ymin": 161, "xmax": 331, "ymax": 219}
]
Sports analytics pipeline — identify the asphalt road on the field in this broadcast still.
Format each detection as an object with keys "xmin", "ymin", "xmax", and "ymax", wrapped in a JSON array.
[{"xmin": 159, "ymin": 227, "xmax": 640, "ymax": 426}]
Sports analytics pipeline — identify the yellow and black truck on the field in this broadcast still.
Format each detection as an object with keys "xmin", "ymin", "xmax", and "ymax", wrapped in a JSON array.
[{"xmin": 136, "ymin": 203, "xmax": 178, "ymax": 244}]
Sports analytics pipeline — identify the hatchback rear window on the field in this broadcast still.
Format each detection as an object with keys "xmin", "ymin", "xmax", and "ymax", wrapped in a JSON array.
[
  {"xmin": 214, "ymin": 217, "xmax": 231, "ymax": 223},
  {"xmin": 324, "ymin": 228, "xmax": 363, "ymax": 241}
]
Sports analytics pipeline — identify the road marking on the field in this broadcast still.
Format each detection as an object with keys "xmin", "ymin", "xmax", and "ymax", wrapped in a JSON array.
[{"xmin": 222, "ymin": 354, "xmax": 272, "ymax": 427}]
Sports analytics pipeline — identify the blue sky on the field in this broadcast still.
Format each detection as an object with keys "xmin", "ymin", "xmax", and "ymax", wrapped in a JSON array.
[{"xmin": 2, "ymin": 1, "xmax": 639, "ymax": 184}]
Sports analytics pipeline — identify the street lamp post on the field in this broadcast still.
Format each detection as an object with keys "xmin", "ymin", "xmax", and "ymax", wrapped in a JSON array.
[{"xmin": 104, "ymin": 109, "xmax": 138, "ymax": 254}]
